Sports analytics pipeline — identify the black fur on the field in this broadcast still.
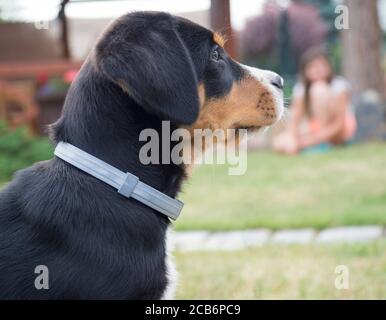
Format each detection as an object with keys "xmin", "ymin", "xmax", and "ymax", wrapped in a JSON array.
[{"xmin": 0, "ymin": 11, "xmax": 244, "ymax": 299}]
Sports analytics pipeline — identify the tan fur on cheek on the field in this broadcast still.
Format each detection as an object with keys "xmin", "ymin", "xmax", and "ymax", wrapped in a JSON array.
[
  {"xmin": 198, "ymin": 84, "xmax": 206, "ymax": 109},
  {"xmin": 189, "ymin": 77, "xmax": 278, "ymax": 133},
  {"xmin": 182, "ymin": 78, "xmax": 277, "ymax": 162}
]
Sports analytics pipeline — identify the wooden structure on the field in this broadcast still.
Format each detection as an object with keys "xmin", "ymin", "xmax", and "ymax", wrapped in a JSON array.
[
  {"xmin": 0, "ymin": 0, "xmax": 79, "ymax": 134},
  {"xmin": 0, "ymin": 0, "xmax": 236, "ymax": 134},
  {"xmin": 0, "ymin": 60, "xmax": 82, "ymax": 134}
]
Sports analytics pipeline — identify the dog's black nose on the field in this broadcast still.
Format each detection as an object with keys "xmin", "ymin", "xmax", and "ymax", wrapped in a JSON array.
[{"xmin": 271, "ymin": 75, "xmax": 284, "ymax": 90}]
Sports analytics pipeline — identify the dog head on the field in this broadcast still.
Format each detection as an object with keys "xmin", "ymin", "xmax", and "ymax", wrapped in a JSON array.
[{"xmin": 95, "ymin": 11, "xmax": 284, "ymax": 131}]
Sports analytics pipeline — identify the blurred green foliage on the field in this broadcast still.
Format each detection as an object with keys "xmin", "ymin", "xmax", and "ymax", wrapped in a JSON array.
[
  {"xmin": 0, "ymin": 122, "xmax": 53, "ymax": 182},
  {"xmin": 304, "ymin": 0, "xmax": 339, "ymax": 43},
  {"xmin": 240, "ymin": 0, "xmax": 344, "ymax": 99}
]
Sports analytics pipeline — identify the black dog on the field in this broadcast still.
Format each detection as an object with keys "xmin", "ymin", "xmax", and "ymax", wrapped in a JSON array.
[{"xmin": 0, "ymin": 11, "xmax": 283, "ymax": 299}]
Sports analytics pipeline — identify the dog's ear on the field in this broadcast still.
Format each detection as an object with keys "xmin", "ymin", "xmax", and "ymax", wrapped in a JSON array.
[{"xmin": 95, "ymin": 13, "xmax": 199, "ymax": 124}]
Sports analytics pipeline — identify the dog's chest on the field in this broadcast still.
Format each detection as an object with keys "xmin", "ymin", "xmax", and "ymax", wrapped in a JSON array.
[{"xmin": 161, "ymin": 227, "xmax": 178, "ymax": 300}]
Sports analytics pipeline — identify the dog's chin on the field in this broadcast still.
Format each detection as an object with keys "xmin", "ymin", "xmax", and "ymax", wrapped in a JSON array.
[
  {"xmin": 273, "ymin": 95, "xmax": 285, "ymax": 123},
  {"xmin": 235, "ymin": 125, "xmax": 261, "ymax": 133}
]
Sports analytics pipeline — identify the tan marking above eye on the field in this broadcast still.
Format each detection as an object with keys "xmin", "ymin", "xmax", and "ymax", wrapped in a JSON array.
[{"xmin": 213, "ymin": 32, "xmax": 226, "ymax": 47}]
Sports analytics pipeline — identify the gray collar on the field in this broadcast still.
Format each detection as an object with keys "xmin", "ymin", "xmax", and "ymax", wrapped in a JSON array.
[{"xmin": 54, "ymin": 142, "xmax": 183, "ymax": 220}]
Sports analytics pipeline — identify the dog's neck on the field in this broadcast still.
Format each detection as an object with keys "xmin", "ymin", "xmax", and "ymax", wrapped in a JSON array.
[{"xmin": 50, "ymin": 59, "xmax": 186, "ymax": 198}]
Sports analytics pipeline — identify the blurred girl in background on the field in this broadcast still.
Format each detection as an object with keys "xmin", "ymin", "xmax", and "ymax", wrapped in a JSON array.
[{"xmin": 274, "ymin": 46, "xmax": 356, "ymax": 154}]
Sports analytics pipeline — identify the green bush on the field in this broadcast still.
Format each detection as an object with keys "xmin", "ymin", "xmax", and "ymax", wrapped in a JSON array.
[{"xmin": 0, "ymin": 122, "xmax": 53, "ymax": 182}]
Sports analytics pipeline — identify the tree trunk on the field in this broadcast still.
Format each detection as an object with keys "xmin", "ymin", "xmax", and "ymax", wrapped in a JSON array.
[
  {"xmin": 342, "ymin": 0, "xmax": 385, "ymax": 100},
  {"xmin": 210, "ymin": 0, "xmax": 237, "ymax": 59},
  {"xmin": 58, "ymin": 0, "xmax": 70, "ymax": 60}
]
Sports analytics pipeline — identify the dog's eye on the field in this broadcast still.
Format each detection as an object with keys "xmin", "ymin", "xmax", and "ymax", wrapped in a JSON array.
[{"xmin": 211, "ymin": 47, "xmax": 220, "ymax": 61}]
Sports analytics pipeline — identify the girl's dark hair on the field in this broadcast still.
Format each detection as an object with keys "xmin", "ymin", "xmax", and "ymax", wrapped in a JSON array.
[{"xmin": 299, "ymin": 46, "xmax": 334, "ymax": 115}]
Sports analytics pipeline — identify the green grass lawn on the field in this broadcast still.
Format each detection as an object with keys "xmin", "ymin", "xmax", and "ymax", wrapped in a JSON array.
[
  {"xmin": 175, "ymin": 143, "xmax": 386, "ymax": 231},
  {"xmin": 1, "ymin": 142, "xmax": 385, "ymax": 300},
  {"xmin": 175, "ymin": 241, "xmax": 386, "ymax": 299}
]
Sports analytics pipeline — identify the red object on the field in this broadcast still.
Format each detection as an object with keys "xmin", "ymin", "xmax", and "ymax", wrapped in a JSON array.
[
  {"xmin": 36, "ymin": 72, "xmax": 49, "ymax": 86},
  {"xmin": 63, "ymin": 69, "xmax": 78, "ymax": 83}
]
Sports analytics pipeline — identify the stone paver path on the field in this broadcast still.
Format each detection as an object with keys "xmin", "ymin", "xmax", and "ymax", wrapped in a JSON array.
[{"xmin": 171, "ymin": 226, "xmax": 385, "ymax": 251}]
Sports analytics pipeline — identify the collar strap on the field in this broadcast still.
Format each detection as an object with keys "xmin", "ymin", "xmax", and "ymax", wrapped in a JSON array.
[{"xmin": 54, "ymin": 142, "xmax": 183, "ymax": 220}]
